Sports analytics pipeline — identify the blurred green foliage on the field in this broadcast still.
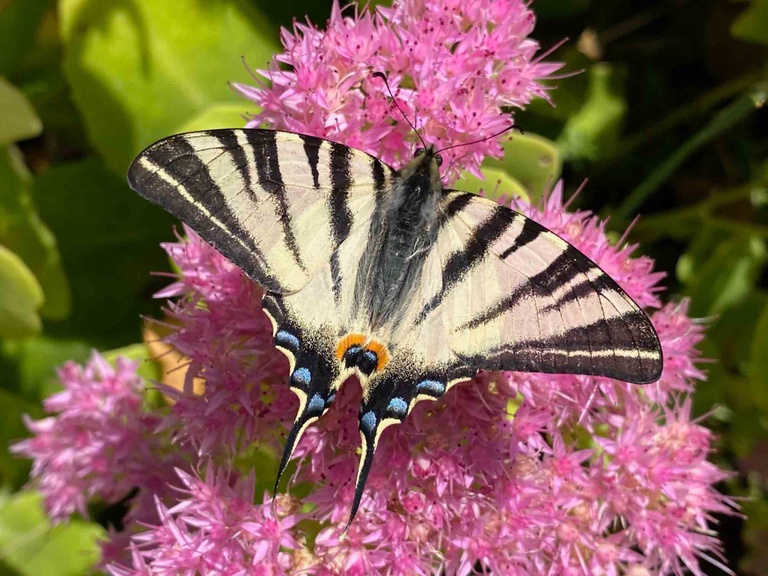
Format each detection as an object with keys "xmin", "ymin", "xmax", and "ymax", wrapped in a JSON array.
[{"xmin": 0, "ymin": 0, "xmax": 766, "ymax": 573}]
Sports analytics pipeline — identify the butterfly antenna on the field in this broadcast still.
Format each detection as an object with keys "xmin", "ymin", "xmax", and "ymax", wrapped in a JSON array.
[
  {"xmin": 435, "ymin": 122, "xmax": 517, "ymax": 155},
  {"xmin": 372, "ymin": 71, "xmax": 429, "ymax": 152}
]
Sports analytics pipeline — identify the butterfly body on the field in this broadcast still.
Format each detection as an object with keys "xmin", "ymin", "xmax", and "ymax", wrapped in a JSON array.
[
  {"xmin": 355, "ymin": 147, "xmax": 441, "ymax": 331},
  {"xmin": 128, "ymin": 129, "xmax": 663, "ymax": 525}
]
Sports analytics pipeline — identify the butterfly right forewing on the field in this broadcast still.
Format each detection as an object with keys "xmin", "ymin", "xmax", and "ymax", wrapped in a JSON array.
[{"xmin": 431, "ymin": 192, "xmax": 663, "ymax": 383}]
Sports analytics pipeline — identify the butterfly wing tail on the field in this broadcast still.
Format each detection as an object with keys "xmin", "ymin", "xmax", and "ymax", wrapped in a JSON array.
[
  {"xmin": 263, "ymin": 293, "xmax": 345, "ymax": 496},
  {"xmin": 345, "ymin": 364, "xmax": 474, "ymax": 529}
]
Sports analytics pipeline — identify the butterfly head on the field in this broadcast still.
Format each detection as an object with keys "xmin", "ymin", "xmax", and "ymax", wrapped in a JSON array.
[{"xmin": 398, "ymin": 146, "xmax": 444, "ymax": 196}]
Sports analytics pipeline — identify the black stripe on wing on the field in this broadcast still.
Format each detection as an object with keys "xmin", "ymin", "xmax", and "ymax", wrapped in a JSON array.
[
  {"xmin": 460, "ymin": 311, "xmax": 662, "ymax": 383},
  {"xmin": 127, "ymin": 132, "xmax": 285, "ymax": 291},
  {"xmin": 300, "ymin": 134, "xmax": 323, "ymax": 189},
  {"xmin": 328, "ymin": 143, "xmax": 354, "ymax": 304},
  {"xmin": 417, "ymin": 205, "xmax": 518, "ymax": 323},
  {"xmin": 249, "ymin": 131, "xmax": 307, "ymax": 273},
  {"xmin": 499, "ymin": 217, "xmax": 541, "ymax": 258},
  {"xmin": 457, "ymin": 245, "xmax": 596, "ymax": 331}
]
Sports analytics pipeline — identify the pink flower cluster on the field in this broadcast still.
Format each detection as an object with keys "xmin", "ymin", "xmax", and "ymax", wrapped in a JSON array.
[
  {"xmin": 235, "ymin": 0, "xmax": 560, "ymax": 181},
  {"xmin": 108, "ymin": 469, "xmax": 301, "ymax": 576},
  {"xmin": 13, "ymin": 0, "xmax": 735, "ymax": 574},
  {"xmin": 11, "ymin": 354, "xmax": 181, "ymax": 524}
]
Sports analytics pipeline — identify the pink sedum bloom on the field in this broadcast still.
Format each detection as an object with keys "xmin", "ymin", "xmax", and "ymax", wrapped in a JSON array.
[
  {"xmin": 234, "ymin": 0, "xmax": 560, "ymax": 181},
  {"xmin": 119, "ymin": 189, "xmax": 730, "ymax": 576},
  {"xmin": 12, "ymin": 353, "xmax": 179, "ymax": 524},
  {"xmin": 108, "ymin": 468, "xmax": 301, "ymax": 576},
  {"xmin": 11, "ymin": 354, "xmax": 191, "ymax": 570}
]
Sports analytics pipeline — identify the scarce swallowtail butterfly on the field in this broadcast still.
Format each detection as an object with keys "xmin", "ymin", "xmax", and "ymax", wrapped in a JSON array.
[{"xmin": 127, "ymin": 127, "xmax": 663, "ymax": 526}]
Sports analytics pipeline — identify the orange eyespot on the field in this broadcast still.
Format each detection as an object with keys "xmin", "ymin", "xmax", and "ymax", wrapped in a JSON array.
[
  {"xmin": 336, "ymin": 333, "xmax": 367, "ymax": 360},
  {"xmin": 366, "ymin": 340, "xmax": 390, "ymax": 372},
  {"xmin": 335, "ymin": 333, "xmax": 390, "ymax": 372}
]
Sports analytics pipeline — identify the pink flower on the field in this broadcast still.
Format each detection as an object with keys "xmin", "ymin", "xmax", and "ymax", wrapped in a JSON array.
[
  {"xmin": 12, "ymin": 353, "xmax": 180, "ymax": 524},
  {"xmin": 137, "ymin": 187, "xmax": 731, "ymax": 575},
  {"xmin": 107, "ymin": 468, "xmax": 302, "ymax": 576},
  {"xmin": 154, "ymin": 224, "xmax": 297, "ymax": 457},
  {"xmin": 234, "ymin": 0, "xmax": 560, "ymax": 181}
]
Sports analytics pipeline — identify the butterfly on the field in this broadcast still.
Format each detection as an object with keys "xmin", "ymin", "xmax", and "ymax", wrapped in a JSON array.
[{"xmin": 127, "ymin": 128, "xmax": 663, "ymax": 526}]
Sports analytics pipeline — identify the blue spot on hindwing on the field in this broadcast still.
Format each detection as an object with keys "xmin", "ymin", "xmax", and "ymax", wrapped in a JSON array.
[
  {"xmin": 291, "ymin": 367, "xmax": 311, "ymax": 387},
  {"xmin": 360, "ymin": 411, "xmax": 377, "ymax": 434},
  {"xmin": 326, "ymin": 392, "xmax": 336, "ymax": 406},
  {"xmin": 275, "ymin": 330, "xmax": 300, "ymax": 350},
  {"xmin": 387, "ymin": 397, "xmax": 408, "ymax": 417},
  {"xmin": 347, "ymin": 345, "xmax": 362, "ymax": 356},
  {"xmin": 416, "ymin": 379, "xmax": 445, "ymax": 396},
  {"xmin": 308, "ymin": 394, "xmax": 324, "ymax": 413}
]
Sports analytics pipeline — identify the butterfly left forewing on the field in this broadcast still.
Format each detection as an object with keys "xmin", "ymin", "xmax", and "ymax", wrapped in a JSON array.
[{"xmin": 128, "ymin": 129, "xmax": 390, "ymax": 294}]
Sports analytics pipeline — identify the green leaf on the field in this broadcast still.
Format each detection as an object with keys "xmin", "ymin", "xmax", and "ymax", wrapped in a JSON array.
[
  {"xmin": 742, "ymin": 495, "xmax": 768, "ymax": 575},
  {"xmin": 0, "ymin": 0, "xmax": 51, "ymax": 78},
  {"xmin": 0, "ymin": 246, "xmax": 44, "ymax": 338},
  {"xmin": 615, "ymin": 89, "xmax": 764, "ymax": 223},
  {"xmin": 0, "ymin": 146, "xmax": 70, "ymax": 320},
  {"xmin": 732, "ymin": 0, "xmax": 768, "ymax": 45},
  {"xmin": 0, "ymin": 491, "xmax": 103, "ymax": 576},
  {"xmin": 484, "ymin": 132, "xmax": 561, "ymax": 202},
  {"xmin": 686, "ymin": 234, "xmax": 767, "ymax": 317},
  {"xmin": 0, "ymin": 78, "xmax": 42, "ymax": 146},
  {"xmin": 103, "ymin": 342, "xmax": 160, "ymax": 382},
  {"xmin": 676, "ymin": 227, "xmax": 731, "ymax": 286},
  {"xmin": 31, "ymin": 158, "xmax": 175, "ymax": 348},
  {"xmin": 456, "ymin": 167, "xmax": 529, "ymax": 204},
  {"xmin": 0, "ymin": 336, "xmax": 91, "ymax": 401},
  {"xmin": 59, "ymin": 0, "xmax": 278, "ymax": 173},
  {"xmin": 636, "ymin": 207, "xmax": 702, "ymax": 242},
  {"xmin": 174, "ymin": 101, "xmax": 262, "ymax": 133},
  {"xmin": 706, "ymin": 291, "xmax": 767, "ymax": 377},
  {"xmin": 0, "ymin": 388, "xmax": 40, "ymax": 489},
  {"xmin": 749, "ymin": 301, "xmax": 768, "ymax": 408},
  {"xmin": 557, "ymin": 63, "xmax": 627, "ymax": 162}
]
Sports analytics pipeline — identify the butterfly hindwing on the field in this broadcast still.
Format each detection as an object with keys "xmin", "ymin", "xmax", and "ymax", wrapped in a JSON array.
[
  {"xmin": 262, "ymin": 221, "xmax": 379, "ymax": 491},
  {"xmin": 127, "ymin": 129, "xmax": 392, "ymax": 293}
]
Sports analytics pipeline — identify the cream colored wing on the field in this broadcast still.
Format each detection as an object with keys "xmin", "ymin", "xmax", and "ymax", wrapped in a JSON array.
[
  {"xmin": 128, "ymin": 129, "xmax": 393, "ymax": 293},
  {"xmin": 261, "ymin": 215, "xmax": 375, "ymax": 496},
  {"xmin": 421, "ymin": 191, "xmax": 663, "ymax": 383},
  {"xmin": 343, "ymin": 191, "xmax": 663, "ymax": 523}
]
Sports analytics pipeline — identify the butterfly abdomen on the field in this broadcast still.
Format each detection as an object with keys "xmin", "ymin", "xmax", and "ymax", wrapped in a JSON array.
[{"xmin": 355, "ymin": 155, "xmax": 443, "ymax": 331}]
